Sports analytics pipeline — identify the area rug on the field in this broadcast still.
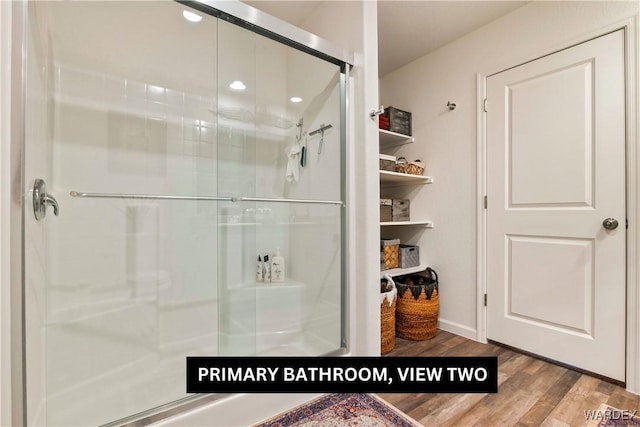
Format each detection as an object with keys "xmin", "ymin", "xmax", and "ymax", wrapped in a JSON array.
[
  {"xmin": 254, "ymin": 393, "xmax": 422, "ymax": 427},
  {"xmin": 593, "ymin": 403, "xmax": 640, "ymax": 427}
]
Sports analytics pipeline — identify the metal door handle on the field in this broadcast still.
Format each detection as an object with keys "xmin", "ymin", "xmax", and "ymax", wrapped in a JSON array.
[
  {"xmin": 33, "ymin": 179, "xmax": 59, "ymax": 220},
  {"xmin": 602, "ymin": 218, "xmax": 619, "ymax": 230}
]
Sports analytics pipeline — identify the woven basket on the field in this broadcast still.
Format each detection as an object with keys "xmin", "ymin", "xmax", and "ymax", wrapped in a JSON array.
[
  {"xmin": 405, "ymin": 162, "xmax": 424, "ymax": 175},
  {"xmin": 380, "ymin": 286, "xmax": 397, "ymax": 354},
  {"xmin": 395, "ymin": 157, "xmax": 424, "ymax": 176},
  {"xmin": 381, "ymin": 239, "xmax": 400, "ymax": 270},
  {"xmin": 395, "ymin": 268, "xmax": 439, "ymax": 341}
]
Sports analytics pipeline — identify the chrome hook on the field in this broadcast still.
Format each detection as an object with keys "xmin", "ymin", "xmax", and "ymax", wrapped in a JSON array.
[{"xmin": 369, "ymin": 105, "xmax": 385, "ymax": 120}]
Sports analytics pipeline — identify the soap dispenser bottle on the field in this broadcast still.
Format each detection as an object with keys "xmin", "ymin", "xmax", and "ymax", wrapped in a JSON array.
[{"xmin": 271, "ymin": 248, "xmax": 285, "ymax": 282}]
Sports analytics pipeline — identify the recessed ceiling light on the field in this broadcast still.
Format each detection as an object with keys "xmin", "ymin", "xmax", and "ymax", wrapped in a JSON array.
[
  {"xmin": 290, "ymin": 96, "xmax": 303, "ymax": 103},
  {"xmin": 183, "ymin": 10, "xmax": 203, "ymax": 23},
  {"xmin": 229, "ymin": 80, "xmax": 246, "ymax": 90}
]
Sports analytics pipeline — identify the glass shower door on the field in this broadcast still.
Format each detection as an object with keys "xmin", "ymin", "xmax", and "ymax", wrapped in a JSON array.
[
  {"xmin": 216, "ymin": 20, "xmax": 345, "ymax": 357},
  {"xmin": 22, "ymin": 2, "xmax": 346, "ymax": 426},
  {"xmin": 23, "ymin": 2, "xmax": 220, "ymax": 425}
]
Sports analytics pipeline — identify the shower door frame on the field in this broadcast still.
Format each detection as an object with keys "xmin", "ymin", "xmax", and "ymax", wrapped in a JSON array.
[
  {"xmin": 5, "ymin": 1, "xmax": 28, "ymax": 425},
  {"xmin": 8, "ymin": 0, "xmax": 355, "ymax": 425}
]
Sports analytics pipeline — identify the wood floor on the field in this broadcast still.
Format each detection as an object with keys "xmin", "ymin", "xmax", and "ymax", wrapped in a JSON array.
[{"xmin": 377, "ymin": 331, "xmax": 640, "ymax": 427}]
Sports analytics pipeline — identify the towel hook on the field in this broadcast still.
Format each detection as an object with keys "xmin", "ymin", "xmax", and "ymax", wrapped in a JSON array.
[
  {"xmin": 295, "ymin": 118, "xmax": 304, "ymax": 141},
  {"xmin": 369, "ymin": 105, "xmax": 385, "ymax": 120},
  {"xmin": 447, "ymin": 101, "xmax": 457, "ymax": 111}
]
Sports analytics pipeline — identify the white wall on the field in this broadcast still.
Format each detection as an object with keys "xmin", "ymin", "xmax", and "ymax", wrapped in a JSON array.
[{"xmin": 380, "ymin": 1, "xmax": 639, "ymax": 339}]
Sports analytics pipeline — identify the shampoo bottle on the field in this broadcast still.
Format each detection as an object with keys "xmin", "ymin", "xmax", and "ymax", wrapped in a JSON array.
[
  {"xmin": 263, "ymin": 255, "xmax": 271, "ymax": 282},
  {"xmin": 256, "ymin": 255, "xmax": 263, "ymax": 282},
  {"xmin": 271, "ymin": 248, "xmax": 285, "ymax": 282}
]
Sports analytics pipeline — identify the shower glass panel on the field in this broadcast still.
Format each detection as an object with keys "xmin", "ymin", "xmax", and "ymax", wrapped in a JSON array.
[
  {"xmin": 22, "ymin": 2, "xmax": 345, "ymax": 426},
  {"xmin": 216, "ymin": 20, "xmax": 343, "ymax": 357}
]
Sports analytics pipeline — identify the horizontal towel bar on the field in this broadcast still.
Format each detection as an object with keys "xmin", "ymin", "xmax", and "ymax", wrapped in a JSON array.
[
  {"xmin": 70, "ymin": 191, "xmax": 232, "ymax": 202},
  {"xmin": 234, "ymin": 196, "xmax": 343, "ymax": 206},
  {"xmin": 69, "ymin": 191, "xmax": 345, "ymax": 206}
]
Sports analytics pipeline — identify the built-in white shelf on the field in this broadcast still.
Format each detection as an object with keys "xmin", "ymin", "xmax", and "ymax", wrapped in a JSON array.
[
  {"xmin": 380, "ymin": 220, "xmax": 434, "ymax": 228},
  {"xmin": 379, "ymin": 129, "xmax": 414, "ymax": 149},
  {"xmin": 380, "ymin": 264, "xmax": 428, "ymax": 279},
  {"xmin": 379, "ymin": 170, "xmax": 433, "ymax": 184}
]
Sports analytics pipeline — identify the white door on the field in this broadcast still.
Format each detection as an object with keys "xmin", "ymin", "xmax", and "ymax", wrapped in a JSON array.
[{"xmin": 486, "ymin": 30, "xmax": 626, "ymax": 381}]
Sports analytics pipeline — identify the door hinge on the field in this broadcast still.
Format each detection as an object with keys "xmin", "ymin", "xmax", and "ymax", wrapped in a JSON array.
[
  {"xmin": 626, "ymin": 218, "xmax": 629, "ymax": 229},
  {"xmin": 484, "ymin": 195, "xmax": 487, "ymax": 209},
  {"xmin": 483, "ymin": 98, "xmax": 487, "ymax": 112},
  {"xmin": 484, "ymin": 294, "xmax": 487, "ymax": 306}
]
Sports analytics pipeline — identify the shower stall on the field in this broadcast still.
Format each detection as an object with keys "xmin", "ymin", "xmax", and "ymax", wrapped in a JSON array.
[{"xmin": 18, "ymin": 1, "xmax": 350, "ymax": 425}]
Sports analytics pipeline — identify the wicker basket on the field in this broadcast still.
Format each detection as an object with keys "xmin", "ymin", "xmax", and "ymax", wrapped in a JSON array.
[
  {"xmin": 395, "ymin": 268, "xmax": 439, "ymax": 341},
  {"xmin": 380, "ymin": 283, "xmax": 397, "ymax": 354},
  {"xmin": 395, "ymin": 157, "xmax": 424, "ymax": 176},
  {"xmin": 381, "ymin": 239, "xmax": 400, "ymax": 270}
]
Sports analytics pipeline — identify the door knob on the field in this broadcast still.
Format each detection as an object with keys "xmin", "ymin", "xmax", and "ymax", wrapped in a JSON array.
[
  {"xmin": 33, "ymin": 179, "xmax": 59, "ymax": 221},
  {"xmin": 602, "ymin": 218, "xmax": 619, "ymax": 230}
]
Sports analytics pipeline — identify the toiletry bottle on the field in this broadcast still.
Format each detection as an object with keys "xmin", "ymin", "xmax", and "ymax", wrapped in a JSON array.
[
  {"xmin": 256, "ymin": 255, "xmax": 263, "ymax": 282},
  {"xmin": 263, "ymin": 255, "xmax": 271, "ymax": 282},
  {"xmin": 271, "ymin": 248, "xmax": 285, "ymax": 282}
]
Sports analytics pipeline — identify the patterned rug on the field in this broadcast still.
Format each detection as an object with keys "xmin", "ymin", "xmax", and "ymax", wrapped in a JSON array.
[
  {"xmin": 254, "ymin": 393, "xmax": 422, "ymax": 427},
  {"xmin": 593, "ymin": 403, "xmax": 640, "ymax": 427}
]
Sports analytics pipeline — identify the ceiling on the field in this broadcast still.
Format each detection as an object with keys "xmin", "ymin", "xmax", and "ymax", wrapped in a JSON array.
[{"xmin": 244, "ymin": 1, "xmax": 527, "ymax": 76}]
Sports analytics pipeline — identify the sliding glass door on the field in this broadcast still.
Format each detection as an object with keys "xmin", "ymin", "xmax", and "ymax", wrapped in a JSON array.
[
  {"xmin": 22, "ymin": 2, "xmax": 345, "ymax": 425},
  {"xmin": 216, "ymin": 19, "xmax": 344, "ymax": 357}
]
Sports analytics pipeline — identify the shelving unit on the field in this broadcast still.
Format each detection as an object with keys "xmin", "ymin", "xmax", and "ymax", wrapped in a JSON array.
[
  {"xmin": 379, "ymin": 129, "xmax": 414, "ymax": 149},
  {"xmin": 379, "ymin": 127, "xmax": 432, "ymax": 278},
  {"xmin": 380, "ymin": 264, "xmax": 429, "ymax": 279},
  {"xmin": 380, "ymin": 170, "xmax": 433, "ymax": 184},
  {"xmin": 380, "ymin": 220, "xmax": 434, "ymax": 228}
]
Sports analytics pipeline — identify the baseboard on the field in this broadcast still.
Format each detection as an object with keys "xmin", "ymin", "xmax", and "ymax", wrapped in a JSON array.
[{"xmin": 438, "ymin": 318, "xmax": 477, "ymax": 341}]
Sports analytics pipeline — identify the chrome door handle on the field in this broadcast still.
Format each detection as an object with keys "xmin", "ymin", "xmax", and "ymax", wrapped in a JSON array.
[
  {"xmin": 602, "ymin": 218, "xmax": 619, "ymax": 230},
  {"xmin": 33, "ymin": 178, "xmax": 59, "ymax": 221}
]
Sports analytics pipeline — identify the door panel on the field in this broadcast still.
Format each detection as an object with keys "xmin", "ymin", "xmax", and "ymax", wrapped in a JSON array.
[
  {"xmin": 509, "ymin": 60, "xmax": 593, "ymax": 207},
  {"xmin": 508, "ymin": 235, "xmax": 594, "ymax": 335},
  {"xmin": 487, "ymin": 30, "xmax": 626, "ymax": 381}
]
